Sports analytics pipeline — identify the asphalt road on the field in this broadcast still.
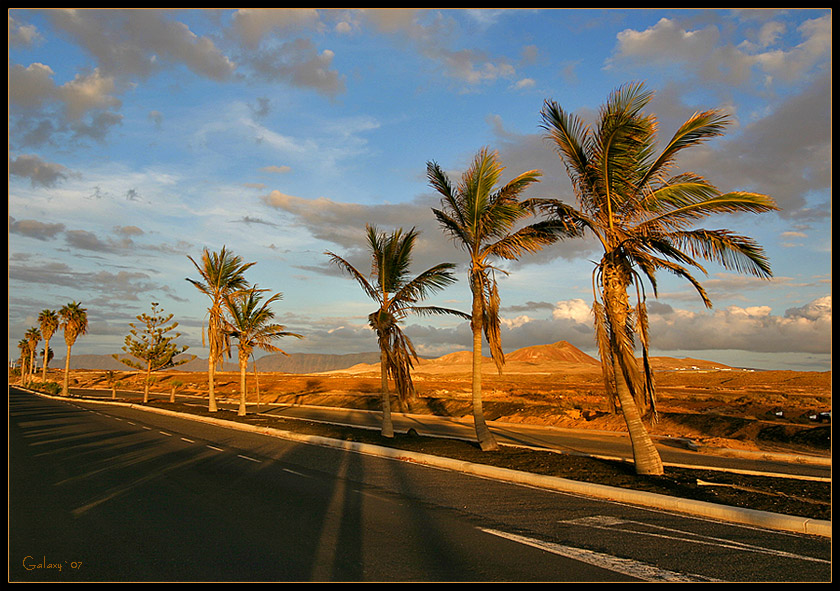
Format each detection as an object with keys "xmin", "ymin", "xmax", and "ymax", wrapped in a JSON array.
[{"xmin": 9, "ymin": 388, "xmax": 831, "ymax": 582}]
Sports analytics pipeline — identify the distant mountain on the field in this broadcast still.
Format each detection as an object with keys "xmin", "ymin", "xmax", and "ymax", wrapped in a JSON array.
[
  {"xmin": 338, "ymin": 340, "xmax": 601, "ymax": 375},
  {"xmin": 53, "ymin": 343, "xmax": 734, "ymax": 375},
  {"xmin": 53, "ymin": 351, "xmax": 381, "ymax": 374},
  {"xmin": 254, "ymin": 352, "xmax": 381, "ymax": 373},
  {"xmin": 506, "ymin": 340, "xmax": 600, "ymax": 366}
]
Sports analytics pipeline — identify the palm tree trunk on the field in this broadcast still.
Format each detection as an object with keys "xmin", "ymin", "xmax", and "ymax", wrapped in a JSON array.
[
  {"xmin": 611, "ymin": 353, "xmax": 664, "ymax": 475},
  {"xmin": 380, "ymin": 347, "xmax": 394, "ymax": 438},
  {"xmin": 238, "ymin": 356, "xmax": 248, "ymax": 416},
  {"xmin": 207, "ymin": 353, "xmax": 218, "ymax": 412},
  {"xmin": 41, "ymin": 339, "xmax": 50, "ymax": 383},
  {"xmin": 62, "ymin": 344, "xmax": 72, "ymax": 396},
  {"xmin": 252, "ymin": 358, "xmax": 261, "ymax": 414},
  {"xmin": 471, "ymin": 278, "xmax": 498, "ymax": 451},
  {"xmin": 603, "ymin": 262, "xmax": 663, "ymax": 475},
  {"xmin": 236, "ymin": 353, "xmax": 248, "ymax": 417}
]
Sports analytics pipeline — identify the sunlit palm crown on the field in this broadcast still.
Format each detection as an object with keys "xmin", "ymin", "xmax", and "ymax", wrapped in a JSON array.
[
  {"xmin": 224, "ymin": 287, "xmax": 303, "ymax": 358},
  {"xmin": 186, "ymin": 246, "xmax": 255, "ymax": 303},
  {"xmin": 428, "ymin": 147, "xmax": 554, "ymax": 268},
  {"xmin": 38, "ymin": 309, "xmax": 59, "ymax": 341},
  {"xmin": 326, "ymin": 225, "xmax": 465, "ymax": 321},
  {"xmin": 59, "ymin": 301, "xmax": 88, "ymax": 344},
  {"xmin": 538, "ymin": 82, "xmax": 778, "ymax": 307}
]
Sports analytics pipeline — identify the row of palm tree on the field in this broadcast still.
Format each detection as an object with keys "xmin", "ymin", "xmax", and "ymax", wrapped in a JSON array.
[
  {"xmin": 15, "ymin": 303, "xmax": 88, "ymax": 397},
  {"xmin": 327, "ymin": 83, "xmax": 777, "ymax": 474},
  {"xmin": 16, "ymin": 84, "xmax": 777, "ymax": 477}
]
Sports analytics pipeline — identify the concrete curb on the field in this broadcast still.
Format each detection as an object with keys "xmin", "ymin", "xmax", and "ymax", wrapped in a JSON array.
[{"xmin": 50, "ymin": 392, "xmax": 830, "ymax": 539}]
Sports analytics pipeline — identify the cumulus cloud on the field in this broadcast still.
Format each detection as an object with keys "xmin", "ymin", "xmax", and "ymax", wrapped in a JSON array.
[
  {"xmin": 9, "ymin": 154, "xmax": 77, "ymax": 187},
  {"xmin": 9, "ymin": 14, "xmax": 43, "ymax": 47},
  {"xmin": 552, "ymin": 298, "xmax": 592, "ymax": 324},
  {"xmin": 423, "ymin": 296, "xmax": 833, "ymax": 360},
  {"xmin": 608, "ymin": 13, "xmax": 831, "ymax": 88},
  {"xmin": 231, "ymin": 9, "xmax": 321, "ymax": 48},
  {"xmin": 48, "ymin": 9, "xmax": 235, "ymax": 81},
  {"xmin": 9, "ymin": 216, "xmax": 66, "ymax": 241},
  {"xmin": 261, "ymin": 189, "xmax": 463, "ymax": 274},
  {"xmin": 646, "ymin": 296, "xmax": 831, "ymax": 354}
]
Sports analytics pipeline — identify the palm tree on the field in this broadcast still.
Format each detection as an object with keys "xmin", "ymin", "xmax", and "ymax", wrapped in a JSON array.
[
  {"xmin": 25, "ymin": 327, "xmax": 41, "ymax": 385},
  {"xmin": 427, "ymin": 148, "xmax": 555, "ymax": 450},
  {"xmin": 326, "ymin": 225, "xmax": 468, "ymax": 438},
  {"xmin": 17, "ymin": 339, "xmax": 29, "ymax": 385},
  {"xmin": 537, "ymin": 82, "xmax": 778, "ymax": 475},
  {"xmin": 187, "ymin": 246, "xmax": 255, "ymax": 412},
  {"xmin": 59, "ymin": 302, "xmax": 88, "ymax": 396},
  {"xmin": 38, "ymin": 309, "xmax": 59, "ymax": 382},
  {"xmin": 224, "ymin": 286, "xmax": 303, "ymax": 416}
]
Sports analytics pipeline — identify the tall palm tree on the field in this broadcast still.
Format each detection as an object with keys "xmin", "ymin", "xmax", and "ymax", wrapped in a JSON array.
[
  {"xmin": 224, "ymin": 286, "xmax": 303, "ymax": 416},
  {"xmin": 187, "ymin": 246, "xmax": 255, "ymax": 412},
  {"xmin": 537, "ymin": 82, "xmax": 778, "ymax": 475},
  {"xmin": 59, "ymin": 302, "xmax": 88, "ymax": 396},
  {"xmin": 427, "ymin": 148, "xmax": 556, "ymax": 451},
  {"xmin": 38, "ymin": 309, "xmax": 59, "ymax": 382},
  {"xmin": 326, "ymin": 225, "xmax": 468, "ymax": 438},
  {"xmin": 25, "ymin": 327, "xmax": 41, "ymax": 385},
  {"xmin": 17, "ymin": 339, "xmax": 30, "ymax": 385}
]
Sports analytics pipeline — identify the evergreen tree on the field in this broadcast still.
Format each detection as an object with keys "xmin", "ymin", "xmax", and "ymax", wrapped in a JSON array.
[{"xmin": 113, "ymin": 302, "xmax": 195, "ymax": 403}]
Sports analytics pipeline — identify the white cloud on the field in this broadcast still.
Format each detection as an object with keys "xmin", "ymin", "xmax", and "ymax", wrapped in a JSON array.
[{"xmin": 552, "ymin": 299, "xmax": 592, "ymax": 324}]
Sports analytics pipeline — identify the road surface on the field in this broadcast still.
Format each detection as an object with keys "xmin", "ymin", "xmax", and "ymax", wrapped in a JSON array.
[{"xmin": 9, "ymin": 388, "xmax": 831, "ymax": 582}]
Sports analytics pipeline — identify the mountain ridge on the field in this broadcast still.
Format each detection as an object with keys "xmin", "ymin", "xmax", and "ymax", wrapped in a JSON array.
[{"xmin": 47, "ymin": 341, "xmax": 737, "ymax": 374}]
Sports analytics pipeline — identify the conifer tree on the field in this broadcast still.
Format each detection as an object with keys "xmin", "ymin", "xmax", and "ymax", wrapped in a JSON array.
[{"xmin": 113, "ymin": 302, "xmax": 195, "ymax": 403}]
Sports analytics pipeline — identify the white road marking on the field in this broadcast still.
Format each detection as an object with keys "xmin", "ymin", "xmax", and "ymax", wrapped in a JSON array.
[
  {"xmin": 206, "ymin": 445, "xmax": 224, "ymax": 452},
  {"xmin": 481, "ymin": 528, "xmax": 720, "ymax": 582},
  {"xmin": 237, "ymin": 454, "xmax": 261, "ymax": 463},
  {"xmin": 560, "ymin": 516, "xmax": 829, "ymax": 564},
  {"xmin": 181, "ymin": 437, "xmax": 195, "ymax": 443}
]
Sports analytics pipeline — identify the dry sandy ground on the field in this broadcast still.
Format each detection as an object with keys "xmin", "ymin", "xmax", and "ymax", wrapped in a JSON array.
[{"xmin": 48, "ymin": 355, "xmax": 831, "ymax": 454}]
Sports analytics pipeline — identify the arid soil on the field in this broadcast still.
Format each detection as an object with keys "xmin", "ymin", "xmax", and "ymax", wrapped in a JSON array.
[{"xmin": 31, "ymin": 360, "xmax": 831, "ymax": 522}]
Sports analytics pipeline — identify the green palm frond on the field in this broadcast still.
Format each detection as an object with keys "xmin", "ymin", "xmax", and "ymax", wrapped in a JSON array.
[
  {"xmin": 224, "ymin": 286, "xmax": 303, "ymax": 361},
  {"xmin": 324, "ymin": 250, "xmax": 381, "ymax": 304},
  {"xmin": 671, "ymin": 228, "xmax": 774, "ymax": 279}
]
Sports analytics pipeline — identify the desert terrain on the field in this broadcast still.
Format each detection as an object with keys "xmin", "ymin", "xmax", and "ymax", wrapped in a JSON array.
[{"xmin": 42, "ymin": 341, "xmax": 831, "ymax": 454}]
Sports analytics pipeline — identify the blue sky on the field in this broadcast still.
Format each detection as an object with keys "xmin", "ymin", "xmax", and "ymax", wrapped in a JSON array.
[{"xmin": 9, "ymin": 9, "xmax": 832, "ymax": 371}]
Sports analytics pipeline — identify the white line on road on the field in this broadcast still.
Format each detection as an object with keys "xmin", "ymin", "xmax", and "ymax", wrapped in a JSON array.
[
  {"xmin": 559, "ymin": 516, "xmax": 830, "ymax": 564},
  {"xmin": 159, "ymin": 431, "xmax": 172, "ymax": 436},
  {"xmin": 181, "ymin": 437, "xmax": 195, "ymax": 443},
  {"xmin": 206, "ymin": 445, "xmax": 224, "ymax": 452},
  {"xmin": 237, "ymin": 454, "xmax": 261, "ymax": 463},
  {"xmin": 481, "ymin": 528, "xmax": 720, "ymax": 582}
]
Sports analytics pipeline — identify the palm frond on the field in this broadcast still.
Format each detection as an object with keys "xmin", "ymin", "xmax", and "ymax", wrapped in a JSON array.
[
  {"xmin": 672, "ymin": 228, "xmax": 774, "ymax": 279},
  {"xmin": 642, "ymin": 109, "xmax": 730, "ymax": 186},
  {"xmin": 325, "ymin": 250, "xmax": 381, "ymax": 303},
  {"xmin": 407, "ymin": 305, "xmax": 471, "ymax": 321}
]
